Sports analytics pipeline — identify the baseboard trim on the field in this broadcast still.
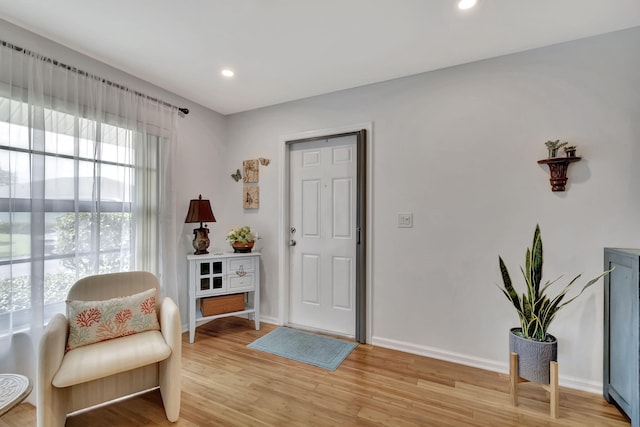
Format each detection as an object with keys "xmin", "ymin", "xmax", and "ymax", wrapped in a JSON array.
[
  {"xmin": 259, "ymin": 315, "xmax": 281, "ymax": 326},
  {"xmin": 371, "ymin": 336, "xmax": 603, "ymax": 394},
  {"xmin": 372, "ymin": 336, "xmax": 506, "ymax": 372},
  {"xmin": 557, "ymin": 375, "xmax": 603, "ymax": 394}
]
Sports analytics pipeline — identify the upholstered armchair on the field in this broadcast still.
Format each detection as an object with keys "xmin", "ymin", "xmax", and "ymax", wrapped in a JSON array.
[{"xmin": 37, "ymin": 271, "xmax": 181, "ymax": 427}]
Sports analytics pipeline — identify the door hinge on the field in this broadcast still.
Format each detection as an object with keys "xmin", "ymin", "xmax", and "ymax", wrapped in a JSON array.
[{"xmin": 356, "ymin": 227, "xmax": 361, "ymax": 244}]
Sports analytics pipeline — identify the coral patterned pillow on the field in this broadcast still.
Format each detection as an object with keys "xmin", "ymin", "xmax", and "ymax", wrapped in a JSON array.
[{"xmin": 66, "ymin": 288, "xmax": 160, "ymax": 351}]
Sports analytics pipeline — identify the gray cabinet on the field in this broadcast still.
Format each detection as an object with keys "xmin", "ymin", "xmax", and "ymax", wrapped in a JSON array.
[{"xmin": 604, "ymin": 248, "xmax": 640, "ymax": 426}]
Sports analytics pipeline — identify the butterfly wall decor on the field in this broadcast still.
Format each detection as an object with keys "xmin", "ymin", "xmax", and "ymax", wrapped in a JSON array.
[{"xmin": 231, "ymin": 169, "xmax": 242, "ymax": 182}]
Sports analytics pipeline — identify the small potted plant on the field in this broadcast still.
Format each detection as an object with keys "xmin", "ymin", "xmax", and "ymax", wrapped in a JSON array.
[
  {"xmin": 226, "ymin": 226, "xmax": 257, "ymax": 253},
  {"xmin": 497, "ymin": 225, "xmax": 610, "ymax": 384},
  {"xmin": 544, "ymin": 140, "xmax": 568, "ymax": 158}
]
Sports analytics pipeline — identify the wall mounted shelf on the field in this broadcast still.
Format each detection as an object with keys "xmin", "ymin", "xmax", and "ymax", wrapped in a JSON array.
[{"xmin": 537, "ymin": 157, "xmax": 581, "ymax": 192}]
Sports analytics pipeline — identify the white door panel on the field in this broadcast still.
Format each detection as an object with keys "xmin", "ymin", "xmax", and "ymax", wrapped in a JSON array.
[{"xmin": 289, "ymin": 135, "xmax": 356, "ymax": 336}]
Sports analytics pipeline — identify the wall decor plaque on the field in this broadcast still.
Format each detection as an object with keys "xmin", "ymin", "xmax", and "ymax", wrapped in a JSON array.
[
  {"xmin": 243, "ymin": 159, "xmax": 259, "ymax": 183},
  {"xmin": 243, "ymin": 185, "xmax": 259, "ymax": 209}
]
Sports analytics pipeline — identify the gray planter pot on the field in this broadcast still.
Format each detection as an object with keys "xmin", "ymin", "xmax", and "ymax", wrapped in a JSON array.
[{"xmin": 509, "ymin": 327, "xmax": 558, "ymax": 384}]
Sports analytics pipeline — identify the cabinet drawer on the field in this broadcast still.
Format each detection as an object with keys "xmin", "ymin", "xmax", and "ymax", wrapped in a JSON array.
[
  {"xmin": 229, "ymin": 257, "xmax": 255, "ymax": 273},
  {"xmin": 228, "ymin": 272, "xmax": 255, "ymax": 292}
]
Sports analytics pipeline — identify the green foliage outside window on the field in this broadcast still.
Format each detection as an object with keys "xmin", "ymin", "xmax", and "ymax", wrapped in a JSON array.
[{"xmin": 0, "ymin": 212, "xmax": 131, "ymax": 314}]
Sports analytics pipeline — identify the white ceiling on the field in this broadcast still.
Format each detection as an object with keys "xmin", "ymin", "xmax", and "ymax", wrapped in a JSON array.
[{"xmin": 1, "ymin": 1, "xmax": 639, "ymax": 115}]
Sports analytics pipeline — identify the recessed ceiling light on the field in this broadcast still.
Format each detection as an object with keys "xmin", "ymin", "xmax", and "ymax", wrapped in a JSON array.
[
  {"xmin": 458, "ymin": 0, "xmax": 477, "ymax": 10},
  {"xmin": 221, "ymin": 69, "xmax": 235, "ymax": 78}
]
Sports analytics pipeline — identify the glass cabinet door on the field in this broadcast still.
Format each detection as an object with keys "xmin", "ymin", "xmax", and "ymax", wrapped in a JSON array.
[{"xmin": 196, "ymin": 260, "xmax": 225, "ymax": 295}]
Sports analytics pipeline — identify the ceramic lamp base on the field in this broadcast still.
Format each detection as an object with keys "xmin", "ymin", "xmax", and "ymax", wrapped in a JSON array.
[{"xmin": 192, "ymin": 226, "xmax": 211, "ymax": 255}]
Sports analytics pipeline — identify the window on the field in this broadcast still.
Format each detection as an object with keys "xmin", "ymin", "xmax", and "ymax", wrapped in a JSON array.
[{"xmin": 0, "ymin": 98, "xmax": 154, "ymax": 332}]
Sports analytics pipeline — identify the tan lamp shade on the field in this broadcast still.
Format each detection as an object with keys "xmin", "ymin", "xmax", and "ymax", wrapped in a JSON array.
[{"xmin": 185, "ymin": 194, "xmax": 216, "ymax": 225}]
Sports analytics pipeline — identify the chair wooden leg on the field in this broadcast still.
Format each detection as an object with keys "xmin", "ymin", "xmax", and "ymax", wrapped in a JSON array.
[
  {"xmin": 510, "ymin": 352, "xmax": 519, "ymax": 406},
  {"xmin": 550, "ymin": 361, "xmax": 559, "ymax": 418}
]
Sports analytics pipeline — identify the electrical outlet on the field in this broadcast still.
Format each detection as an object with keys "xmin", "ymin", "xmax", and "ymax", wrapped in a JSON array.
[{"xmin": 397, "ymin": 212, "xmax": 413, "ymax": 228}]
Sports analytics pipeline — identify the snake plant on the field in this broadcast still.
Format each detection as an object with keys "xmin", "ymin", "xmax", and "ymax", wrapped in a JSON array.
[{"xmin": 498, "ymin": 224, "xmax": 610, "ymax": 342}]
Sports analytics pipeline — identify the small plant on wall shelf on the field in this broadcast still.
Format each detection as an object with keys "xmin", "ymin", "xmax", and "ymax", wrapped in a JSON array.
[{"xmin": 544, "ymin": 140, "xmax": 568, "ymax": 158}]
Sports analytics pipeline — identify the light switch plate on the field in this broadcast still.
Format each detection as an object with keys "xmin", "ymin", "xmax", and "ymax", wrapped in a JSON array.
[{"xmin": 397, "ymin": 212, "xmax": 413, "ymax": 228}]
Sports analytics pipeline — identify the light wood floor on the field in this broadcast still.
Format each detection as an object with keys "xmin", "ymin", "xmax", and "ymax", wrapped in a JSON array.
[{"xmin": 2, "ymin": 317, "xmax": 630, "ymax": 426}]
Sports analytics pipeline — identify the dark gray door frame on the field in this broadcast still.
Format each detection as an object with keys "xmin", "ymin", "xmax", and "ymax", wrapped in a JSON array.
[{"xmin": 286, "ymin": 129, "xmax": 367, "ymax": 343}]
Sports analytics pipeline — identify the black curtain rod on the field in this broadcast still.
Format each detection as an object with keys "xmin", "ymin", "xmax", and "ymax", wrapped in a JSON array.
[{"xmin": 0, "ymin": 39, "xmax": 189, "ymax": 116}]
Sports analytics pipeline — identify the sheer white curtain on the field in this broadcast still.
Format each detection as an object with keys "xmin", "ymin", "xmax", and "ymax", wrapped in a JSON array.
[{"xmin": 0, "ymin": 42, "xmax": 179, "ymax": 381}]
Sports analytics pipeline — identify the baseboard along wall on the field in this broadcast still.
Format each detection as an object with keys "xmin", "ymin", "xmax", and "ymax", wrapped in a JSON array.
[{"xmin": 371, "ymin": 335, "xmax": 603, "ymax": 395}]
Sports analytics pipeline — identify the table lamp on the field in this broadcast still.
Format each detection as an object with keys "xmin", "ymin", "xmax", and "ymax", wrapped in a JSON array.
[{"xmin": 185, "ymin": 194, "xmax": 216, "ymax": 254}]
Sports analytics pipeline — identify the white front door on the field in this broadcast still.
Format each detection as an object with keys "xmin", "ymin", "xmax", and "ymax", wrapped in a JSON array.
[{"xmin": 288, "ymin": 135, "xmax": 357, "ymax": 336}]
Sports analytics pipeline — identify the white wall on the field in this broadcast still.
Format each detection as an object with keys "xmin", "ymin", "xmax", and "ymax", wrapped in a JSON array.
[
  {"xmin": 0, "ymin": 20, "xmax": 225, "ymax": 397},
  {"xmin": 222, "ymin": 27, "xmax": 640, "ymax": 391}
]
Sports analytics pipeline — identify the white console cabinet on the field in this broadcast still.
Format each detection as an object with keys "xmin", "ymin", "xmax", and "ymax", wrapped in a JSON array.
[{"xmin": 187, "ymin": 252, "xmax": 260, "ymax": 343}]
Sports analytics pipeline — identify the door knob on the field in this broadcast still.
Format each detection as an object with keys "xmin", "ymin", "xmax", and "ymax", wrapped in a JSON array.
[{"xmin": 289, "ymin": 239, "xmax": 297, "ymax": 246}]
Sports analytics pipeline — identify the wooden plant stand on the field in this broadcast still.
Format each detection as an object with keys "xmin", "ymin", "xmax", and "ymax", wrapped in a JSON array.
[{"xmin": 509, "ymin": 352, "xmax": 559, "ymax": 418}]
